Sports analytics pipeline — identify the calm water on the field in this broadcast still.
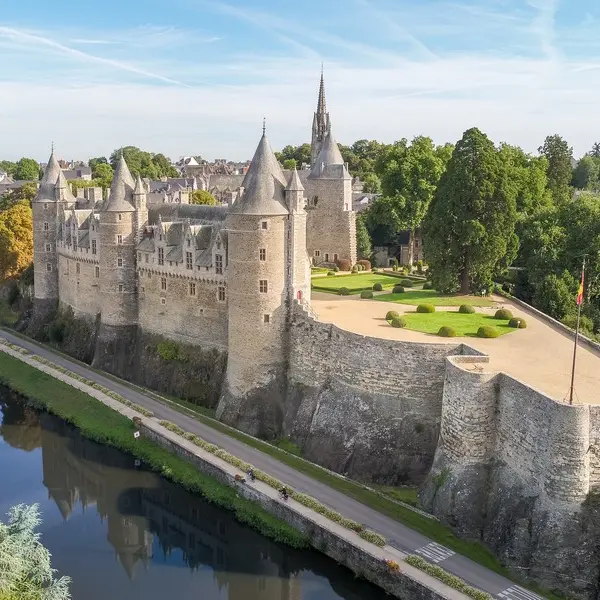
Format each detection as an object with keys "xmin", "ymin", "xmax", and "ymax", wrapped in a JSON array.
[{"xmin": 0, "ymin": 388, "xmax": 389, "ymax": 600}]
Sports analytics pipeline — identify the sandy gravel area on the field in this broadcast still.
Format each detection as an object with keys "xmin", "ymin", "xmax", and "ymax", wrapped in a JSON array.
[{"xmin": 311, "ymin": 292, "xmax": 600, "ymax": 405}]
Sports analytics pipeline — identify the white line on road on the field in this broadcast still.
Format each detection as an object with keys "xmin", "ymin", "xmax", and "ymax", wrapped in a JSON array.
[
  {"xmin": 498, "ymin": 586, "xmax": 545, "ymax": 600},
  {"xmin": 414, "ymin": 542, "xmax": 455, "ymax": 563}
]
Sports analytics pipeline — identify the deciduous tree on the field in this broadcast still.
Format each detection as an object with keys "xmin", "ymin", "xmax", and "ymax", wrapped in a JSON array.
[
  {"xmin": 93, "ymin": 163, "xmax": 114, "ymax": 189},
  {"xmin": 0, "ymin": 161, "xmax": 17, "ymax": 176},
  {"xmin": 14, "ymin": 158, "xmax": 40, "ymax": 181},
  {"xmin": 0, "ymin": 200, "xmax": 33, "ymax": 281},
  {"xmin": 572, "ymin": 155, "xmax": 600, "ymax": 191},
  {"xmin": 538, "ymin": 134, "xmax": 573, "ymax": 203},
  {"xmin": 191, "ymin": 190, "xmax": 218, "ymax": 205},
  {"xmin": 356, "ymin": 213, "xmax": 372, "ymax": 259}
]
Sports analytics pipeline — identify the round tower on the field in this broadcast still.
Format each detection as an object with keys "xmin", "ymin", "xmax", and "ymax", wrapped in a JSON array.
[
  {"xmin": 32, "ymin": 150, "xmax": 61, "ymax": 310},
  {"xmin": 216, "ymin": 130, "xmax": 290, "ymax": 438}
]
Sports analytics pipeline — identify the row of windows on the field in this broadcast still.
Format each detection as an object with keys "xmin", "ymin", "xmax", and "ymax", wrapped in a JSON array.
[{"xmin": 314, "ymin": 251, "xmax": 339, "ymax": 262}]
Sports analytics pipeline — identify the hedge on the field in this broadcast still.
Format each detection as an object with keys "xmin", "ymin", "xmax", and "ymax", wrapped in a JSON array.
[
  {"xmin": 416, "ymin": 304, "xmax": 435, "ymax": 313},
  {"xmin": 477, "ymin": 326, "xmax": 500, "ymax": 338},
  {"xmin": 437, "ymin": 326, "xmax": 457, "ymax": 337},
  {"xmin": 494, "ymin": 308, "xmax": 513, "ymax": 320},
  {"xmin": 508, "ymin": 317, "xmax": 527, "ymax": 329},
  {"xmin": 357, "ymin": 259, "xmax": 371, "ymax": 271},
  {"xmin": 360, "ymin": 290, "xmax": 374, "ymax": 299},
  {"xmin": 458, "ymin": 304, "xmax": 475, "ymax": 314},
  {"xmin": 336, "ymin": 259, "xmax": 352, "ymax": 271},
  {"xmin": 386, "ymin": 310, "xmax": 400, "ymax": 320}
]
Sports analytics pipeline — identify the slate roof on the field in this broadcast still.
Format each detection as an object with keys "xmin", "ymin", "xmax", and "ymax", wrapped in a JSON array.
[
  {"xmin": 104, "ymin": 156, "xmax": 135, "ymax": 212},
  {"xmin": 309, "ymin": 131, "xmax": 345, "ymax": 178},
  {"xmin": 36, "ymin": 151, "xmax": 61, "ymax": 202}
]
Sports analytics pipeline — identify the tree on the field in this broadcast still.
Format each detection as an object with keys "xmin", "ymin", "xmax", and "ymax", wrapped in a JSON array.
[
  {"xmin": 93, "ymin": 163, "xmax": 113, "ymax": 189},
  {"xmin": 282, "ymin": 159, "xmax": 296, "ymax": 170},
  {"xmin": 361, "ymin": 173, "xmax": 381, "ymax": 193},
  {"xmin": 109, "ymin": 147, "xmax": 176, "ymax": 179},
  {"xmin": 0, "ymin": 201, "xmax": 33, "ymax": 281},
  {"xmin": 275, "ymin": 144, "xmax": 312, "ymax": 168},
  {"xmin": 572, "ymin": 155, "xmax": 600, "ymax": 190},
  {"xmin": 356, "ymin": 213, "xmax": 372, "ymax": 259},
  {"xmin": 533, "ymin": 271, "xmax": 577, "ymax": 321},
  {"xmin": 0, "ymin": 161, "xmax": 17, "ymax": 177},
  {"xmin": 0, "ymin": 183, "xmax": 37, "ymax": 210},
  {"xmin": 151, "ymin": 153, "xmax": 179, "ymax": 177},
  {"xmin": 191, "ymin": 190, "xmax": 218, "ymax": 205},
  {"xmin": 88, "ymin": 156, "xmax": 108, "ymax": 171},
  {"xmin": 0, "ymin": 504, "xmax": 71, "ymax": 599},
  {"xmin": 423, "ymin": 127, "xmax": 518, "ymax": 294},
  {"xmin": 538, "ymin": 134, "xmax": 573, "ymax": 203},
  {"xmin": 14, "ymin": 158, "xmax": 40, "ymax": 181},
  {"xmin": 590, "ymin": 143, "xmax": 600, "ymax": 159}
]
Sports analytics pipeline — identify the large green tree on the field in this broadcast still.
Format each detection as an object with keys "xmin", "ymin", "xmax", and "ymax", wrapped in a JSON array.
[
  {"xmin": 88, "ymin": 156, "xmax": 107, "ymax": 171},
  {"xmin": 0, "ymin": 161, "xmax": 17, "ymax": 177},
  {"xmin": 109, "ymin": 147, "xmax": 177, "ymax": 179},
  {"xmin": 356, "ymin": 213, "xmax": 372, "ymax": 259},
  {"xmin": 275, "ymin": 144, "xmax": 312, "ymax": 168},
  {"xmin": 538, "ymin": 134, "xmax": 573, "ymax": 203},
  {"xmin": 14, "ymin": 158, "xmax": 41, "ymax": 181},
  {"xmin": 92, "ymin": 163, "xmax": 114, "ymax": 189},
  {"xmin": 572, "ymin": 155, "xmax": 600, "ymax": 191},
  {"xmin": 423, "ymin": 128, "xmax": 518, "ymax": 294},
  {"xmin": 191, "ymin": 190, "xmax": 218, "ymax": 205}
]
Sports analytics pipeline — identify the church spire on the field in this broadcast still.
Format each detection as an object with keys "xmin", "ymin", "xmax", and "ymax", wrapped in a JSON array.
[
  {"xmin": 311, "ymin": 67, "xmax": 331, "ymax": 168},
  {"xmin": 317, "ymin": 64, "xmax": 326, "ymax": 116}
]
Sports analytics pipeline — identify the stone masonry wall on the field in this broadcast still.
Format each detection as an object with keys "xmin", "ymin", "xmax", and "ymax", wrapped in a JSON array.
[{"xmin": 57, "ymin": 252, "xmax": 101, "ymax": 318}]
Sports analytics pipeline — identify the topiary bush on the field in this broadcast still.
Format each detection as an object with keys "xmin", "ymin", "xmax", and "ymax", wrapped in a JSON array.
[
  {"xmin": 438, "ymin": 326, "xmax": 457, "ymax": 337},
  {"xmin": 351, "ymin": 266, "xmax": 358, "ymax": 273},
  {"xmin": 423, "ymin": 282, "xmax": 433, "ymax": 290},
  {"xmin": 333, "ymin": 266, "xmax": 339, "ymax": 272},
  {"xmin": 508, "ymin": 317, "xmax": 527, "ymax": 329},
  {"xmin": 373, "ymin": 282, "xmax": 383, "ymax": 292},
  {"xmin": 357, "ymin": 259, "xmax": 371, "ymax": 271},
  {"xmin": 386, "ymin": 310, "xmax": 400, "ymax": 320},
  {"xmin": 477, "ymin": 326, "xmax": 500, "ymax": 338},
  {"xmin": 392, "ymin": 285, "xmax": 405, "ymax": 294},
  {"xmin": 372, "ymin": 267, "xmax": 379, "ymax": 272},
  {"xmin": 339, "ymin": 287, "xmax": 350, "ymax": 296},
  {"xmin": 356, "ymin": 264, "xmax": 363, "ymax": 271},
  {"xmin": 494, "ymin": 308, "xmax": 513, "ymax": 320},
  {"xmin": 459, "ymin": 304, "xmax": 475, "ymax": 314},
  {"xmin": 416, "ymin": 304, "xmax": 435, "ymax": 313},
  {"xmin": 336, "ymin": 258, "xmax": 351, "ymax": 272},
  {"xmin": 390, "ymin": 317, "xmax": 406, "ymax": 328},
  {"xmin": 399, "ymin": 278, "xmax": 414, "ymax": 288},
  {"xmin": 327, "ymin": 271, "xmax": 336, "ymax": 276},
  {"xmin": 360, "ymin": 290, "xmax": 374, "ymax": 299}
]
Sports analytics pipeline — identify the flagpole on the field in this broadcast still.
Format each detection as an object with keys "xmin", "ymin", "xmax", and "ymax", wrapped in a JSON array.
[{"xmin": 569, "ymin": 255, "xmax": 586, "ymax": 405}]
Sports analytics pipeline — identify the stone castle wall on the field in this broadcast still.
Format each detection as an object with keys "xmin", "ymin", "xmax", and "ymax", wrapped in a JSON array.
[{"xmin": 57, "ymin": 251, "xmax": 101, "ymax": 318}]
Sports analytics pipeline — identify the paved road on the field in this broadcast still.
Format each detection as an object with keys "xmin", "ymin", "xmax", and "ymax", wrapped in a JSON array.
[{"xmin": 0, "ymin": 329, "xmax": 545, "ymax": 600}]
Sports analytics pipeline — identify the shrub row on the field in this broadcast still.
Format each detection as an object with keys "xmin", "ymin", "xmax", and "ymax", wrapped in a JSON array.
[
  {"xmin": 339, "ymin": 288, "xmax": 350, "ymax": 296},
  {"xmin": 399, "ymin": 279, "xmax": 413, "ymax": 288},
  {"xmin": 405, "ymin": 555, "xmax": 492, "ymax": 600},
  {"xmin": 157, "ymin": 419, "xmax": 386, "ymax": 547}
]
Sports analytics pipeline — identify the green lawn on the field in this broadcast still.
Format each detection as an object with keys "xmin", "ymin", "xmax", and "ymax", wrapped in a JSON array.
[
  {"xmin": 399, "ymin": 311, "xmax": 514, "ymax": 337},
  {"xmin": 311, "ymin": 273, "xmax": 401, "ymax": 294},
  {"xmin": 375, "ymin": 289, "xmax": 494, "ymax": 307}
]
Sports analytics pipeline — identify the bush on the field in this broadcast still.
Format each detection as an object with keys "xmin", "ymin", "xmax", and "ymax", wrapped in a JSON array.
[
  {"xmin": 438, "ymin": 326, "xmax": 457, "ymax": 337},
  {"xmin": 392, "ymin": 285, "xmax": 405, "ymax": 294},
  {"xmin": 373, "ymin": 282, "xmax": 383, "ymax": 292},
  {"xmin": 386, "ymin": 310, "xmax": 400, "ymax": 320},
  {"xmin": 360, "ymin": 290, "xmax": 374, "ymax": 299},
  {"xmin": 339, "ymin": 287, "xmax": 350, "ymax": 296},
  {"xmin": 416, "ymin": 304, "xmax": 435, "ymax": 313},
  {"xmin": 7, "ymin": 284, "xmax": 20, "ymax": 306},
  {"xmin": 562, "ymin": 313, "xmax": 594, "ymax": 336},
  {"xmin": 327, "ymin": 271, "xmax": 336, "ymax": 276},
  {"xmin": 399, "ymin": 278, "xmax": 414, "ymax": 288},
  {"xmin": 47, "ymin": 320, "xmax": 66, "ymax": 344},
  {"xmin": 157, "ymin": 340, "xmax": 187, "ymax": 361},
  {"xmin": 351, "ymin": 266, "xmax": 358, "ymax": 273},
  {"xmin": 416, "ymin": 260, "xmax": 424, "ymax": 274},
  {"xmin": 372, "ymin": 267, "xmax": 379, "ymax": 272},
  {"xmin": 494, "ymin": 308, "xmax": 513, "ymax": 320},
  {"xmin": 356, "ymin": 264, "xmax": 363, "ymax": 271},
  {"xmin": 357, "ymin": 259, "xmax": 371, "ymax": 271},
  {"xmin": 477, "ymin": 326, "xmax": 500, "ymax": 338},
  {"xmin": 392, "ymin": 265, "xmax": 398, "ymax": 272},
  {"xmin": 422, "ymin": 281, "xmax": 433, "ymax": 290},
  {"xmin": 333, "ymin": 266, "xmax": 339, "ymax": 272},
  {"xmin": 508, "ymin": 317, "xmax": 527, "ymax": 329},
  {"xmin": 336, "ymin": 258, "xmax": 352, "ymax": 272},
  {"xmin": 459, "ymin": 304, "xmax": 475, "ymax": 314},
  {"xmin": 390, "ymin": 317, "xmax": 406, "ymax": 328}
]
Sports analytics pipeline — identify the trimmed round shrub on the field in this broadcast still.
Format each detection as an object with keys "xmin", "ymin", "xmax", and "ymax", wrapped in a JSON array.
[
  {"xmin": 357, "ymin": 259, "xmax": 372, "ymax": 271},
  {"xmin": 336, "ymin": 258, "xmax": 352, "ymax": 272},
  {"xmin": 494, "ymin": 308, "xmax": 513, "ymax": 320},
  {"xmin": 360, "ymin": 290, "xmax": 374, "ymax": 299},
  {"xmin": 333, "ymin": 266, "xmax": 339, "ymax": 272},
  {"xmin": 373, "ymin": 267, "xmax": 379, "ymax": 272},
  {"xmin": 327, "ymin": 271, "xmax": 336, "ymax": 276},
  {"xmin": 399, "ymin": 278, "xmax": 414, "ymax": 288},
  {"xmin": 392, "ymin": 285, "xmax": 405, "ymax": 294},
  {"xmin": 508, "ymin": 317, "xmax": 527, "ymax": 329},
  {"xmin": 437, "ymin": 326, "xmax": 457, "ymax": 338},
  {"xmin": 458, "ymin": 304, "xmax": 475, "ymax": 314},
  {"xmin": 351, "ymin": 266, "xmax": 358, "ymax": 273},
  {"xmin": 422, "ymin": 282, "xmax": 433, "ymax": 290},
  {"xmin": 373, "ymin": 282, "xmax": 383, "ymax": 292},
  {"xmin": 477, "ymin": 325, "xmax": 500, "ymax": 338},
  {"xmin": 339, "ymin": 287, "xmax": 350, "ymax": 296},
  {"xmin": 416, "ymin": 304, "xmax": 435, "ymax": 313},
  {"xmin": 386, "ymin": 310, "xmax": 400, "ymax": 320},
  {"xmin": 390, "ymin": 317, "xmax": 406, "ymax": 328},
  {"xmin": 356, "ymin": 264, "xmax": 363, "ymax": 271}
]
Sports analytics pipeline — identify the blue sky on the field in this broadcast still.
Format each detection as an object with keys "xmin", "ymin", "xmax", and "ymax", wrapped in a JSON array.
[{"xmin": 1, "ymin": 0, "xmax": 599, "ymax": 162}]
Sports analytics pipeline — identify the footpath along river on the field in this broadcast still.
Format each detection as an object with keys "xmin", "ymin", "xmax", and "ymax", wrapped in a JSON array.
[{"xmin": 0, "ymin": 386, "xmax": 390, "ymax": 600}]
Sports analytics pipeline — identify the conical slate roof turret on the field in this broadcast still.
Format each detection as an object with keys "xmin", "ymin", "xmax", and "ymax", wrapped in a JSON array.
[
  {"xmin": 35, "ymin": 149, "xmax": 61, "ymax": 202},
  {"xmin": 286, "ymin": 167, "xmax": 304, "ymax": 191},
  {"xmin": 55, "ymin": 168, "xmax": 76, "ymax": 203},
  {"xmin": 104, "ymin": 155, "xmax": 135, "ymax": 212},
  {"xmin": 133, "ymin": 174, "xmax": 145, "ymax": 195},
  {"xmin": 310, "ymin": 131, "xmax": 345, "ymax": 177},
  {"xmin": 231, "ymin": 130, "xmax": 288, "ymax": 216}
]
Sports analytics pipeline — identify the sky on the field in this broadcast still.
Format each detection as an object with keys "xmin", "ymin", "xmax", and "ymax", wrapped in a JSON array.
[{"xmin": 0, "ymin": 0, "xmax": 599, "ymax": 162}]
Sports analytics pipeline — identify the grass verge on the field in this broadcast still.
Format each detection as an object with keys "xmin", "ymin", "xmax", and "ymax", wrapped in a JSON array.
[
  {"xmin": 374, "ymin": 290, "xmax": 494, "ymax": 307},
  {"xmin": 398, "ymin": 311, "xmax": 514, "ymax": 337},
  {"xmin": 0, "ymin": 350, "xmax": 308, "ymax": 550},
  {"xmin": 311, "ymin": 273, "xmax": 403, "ymax": 294}
]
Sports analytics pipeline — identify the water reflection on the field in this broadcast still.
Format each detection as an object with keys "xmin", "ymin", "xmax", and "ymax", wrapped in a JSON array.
[{"xmin": 0, "ymin": 390, "xmax": 389, "ymax": 600}]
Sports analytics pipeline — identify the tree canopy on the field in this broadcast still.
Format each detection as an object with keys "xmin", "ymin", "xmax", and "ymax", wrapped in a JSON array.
[
  {"xmin": 109, "ymin": 147, "xmax": 179, "ymax": 179},
  {"xmin": 191, "ymin": 190, "xmax": 218, "ymax": 205},
  {"xmin": 538, "ymin": 134, "xmax": 573, "ymax": 203},
  {"xmin": 0, "ymin": 200, "xmax": 33, "ymax": 282},
  {"xmin": 14, "ymin": 158, "xmax": 41, "ymax": 181},
  {"xmin": 275, "ymin": 144, "xmax": 312, "ymax": 168},
  {"xmin": 0, "ymin": 161, "xmax": 17, "ymax": 177}
]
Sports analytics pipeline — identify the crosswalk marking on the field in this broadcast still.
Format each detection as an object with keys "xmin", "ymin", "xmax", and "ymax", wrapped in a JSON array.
[
  {"xmin": 414, "ymin": 542, "xmax": 455, "ymax": 563},
  {"xmin": 498, "ymin": 586, "xmax": 545, "ymax": 600}
]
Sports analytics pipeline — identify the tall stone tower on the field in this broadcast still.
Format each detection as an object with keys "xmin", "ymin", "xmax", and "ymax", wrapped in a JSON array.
[
  {"xmin": 93, "ymin": 155, "xmax": 139, "ymax": 373},
  {"xmin": 311, "ymin": 69, "xmax": 330, "ymax": 167},
  {"xmin": 32, "ymin": 150, "xmax": 62, "ymax": 314},
  {"xmin": 216, "ymin": 129, "xmax": 292, "ymax": 438}
]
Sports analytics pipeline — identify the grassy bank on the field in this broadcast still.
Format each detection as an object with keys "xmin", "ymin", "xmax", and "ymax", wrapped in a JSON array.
[
  {"xmin": 399, "ymin": 311, "xmax": 514, "ymax": 337},
  {"xmin": 0, "ymin": 351, "xmax": 308, "ymax": 550}
]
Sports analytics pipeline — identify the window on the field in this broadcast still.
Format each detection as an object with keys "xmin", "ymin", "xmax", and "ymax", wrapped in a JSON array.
[
  {"xmin": 145, "ymin": 254, "xmax": 149, "ymax": 263},
  {"xmin": 95, "ymin": 266, "xmax": 100, "ymax": 278},
  {"xmin": 159, "ymin": 234, "xmax": 163, "ymax": 242},
  {"xmin": 158, "ymin": 247, "xmax": 164, "ymax": 265},
  {"xmin": 43, "ymin": 203, "xmax": 48, "ymax": 210},
  {"xmin": 216, "ymin": 240, "xmax": 221, "ymax": 250},
  {"xmin": 187, "ymin": 238, "xmax": 191, "ymax": 247},
  {"xmin": 117, "ymin": 258, "xmax": 123, "ymax": 267},
  {"xmin": 161, "ymin": 277, "xmax": 167, "ymax": 290},
  {"xmin": 118, "ymin": 213, "xmax": 122, "ymax": 221},
  {"xmin": 325, "ymin": 253, "xmax": 329, "ymax": 262},
  {"xmin": 92, "ymin": 240, "xmax": 97, "ymax": 255},
  {"xmin": 147, "ymin": 271, "xmax": 151, "ymax": 278},
  {"xmin": 43, "ymin": 222, "xmax": 49, "ymax": 231},
  {"xmin": 76, "ymin": 262, "xmax": 80, "ymax": 275},
  {"xmin": 138, "ymin": 252, "xmax": 141, "ymax": 262},
  {"xmin": 314, "ymin": 250, "xmax": 320, "ymax": 257},
  {"xmin": 259, "ymin": 248, "xmax": 266, "ymax": 261},
  {"xmin": 117, "ymin": 235, "xmax": 123, "ymax": 244},
  {"xmin": 189, "ymin": 282, "xmax": 196, "ymax": 296},
  {"xmin": 259, "ymin": 280, "xmax": 268, "ymax": 293},
  {"xmin": 218, "ymin": 286, "xmax": 226, "ymax": 302},
  {"xmin": 263, "ymin": 314, "xmax": 270, "ymax": 324},
  {"xmin": 45, "ymin": 243, "xmax": 51, "ymax": 252},
  {"xmin": 261, "ymin": 221, "xmax": 268, "ymax": 230},
  {"xmin": 215, "ymin": 254, "xmax": 223, "ymax": 274},
  {"xmin": 161, "ymin": 297, "xmax": 166, "ymax": 306},
  {"xmin": 46, "ymin": 263, "xmax": 52, "ymax": 272},
  {"xmin": 118, "ymin": 284, "xmax": 124, "ymax": 292},
  {"xmin": 334, "ymin": 253, "xmax": 338, "ymax": 262},
  {"xmin": 186, "ymin": 252, "xmax": 193, "ymax": 270}
]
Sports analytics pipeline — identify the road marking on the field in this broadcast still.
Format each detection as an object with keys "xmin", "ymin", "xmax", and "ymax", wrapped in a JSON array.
[
  {"xmin": 414, "ymin": 542, "xmax": 455, "ymax": 563},
  {"xmin": 498, "ymin": 586, "xmax": 545, "ymax": 600}
]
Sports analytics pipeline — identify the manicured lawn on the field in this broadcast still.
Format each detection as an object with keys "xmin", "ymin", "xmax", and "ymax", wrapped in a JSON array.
[
  {"xmin": 311, "ymin": 273, "xmax": 401, "ymax": 294},
  {"xmin": 375, "ymin": 289, "xmax": 494, "ymax": 307},
  {"xmin": 399, "ymin": 311, "xmax": 514, "ymax": 337}
]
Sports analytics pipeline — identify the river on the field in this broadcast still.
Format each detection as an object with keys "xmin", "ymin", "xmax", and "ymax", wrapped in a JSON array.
[{"xmin": 0, "ymin": 387, "xmax": 389, "ymax": 600}]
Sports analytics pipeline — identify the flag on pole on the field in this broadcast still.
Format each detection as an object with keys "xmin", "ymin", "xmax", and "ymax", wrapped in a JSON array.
[{"xmin": 576, "ymin": 271, "xmax": 585, "ymax": 306}]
